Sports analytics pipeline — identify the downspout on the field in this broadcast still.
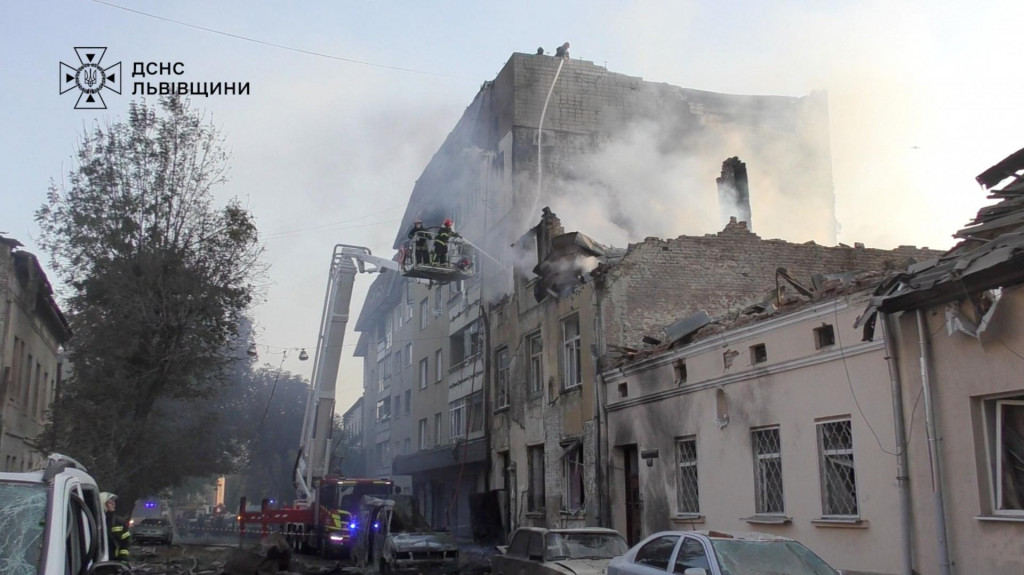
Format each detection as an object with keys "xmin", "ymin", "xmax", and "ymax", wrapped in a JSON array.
[
  {"xmin": 880, "ymin": 313, "xmax": 913, "ymax": 575},
  {"xmin": 916, "ymin": 309, "xmax": 952, "ymax": 575},
  {"xmin": 594, "ymin": 279, "xmax": 611, "ymax": 527}
]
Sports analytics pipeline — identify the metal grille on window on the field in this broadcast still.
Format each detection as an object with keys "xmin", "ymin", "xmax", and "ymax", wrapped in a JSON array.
[
  {"xmin": 752, "ymin": 427, "xmax": 784, "ymax": 514},
  {"xmin": 818, "ymin": 419, "xmax": 858, "ymax": 516},
  {"xmin": 676, "ymin": 438, "xmax": 699, "ymax": 514}
]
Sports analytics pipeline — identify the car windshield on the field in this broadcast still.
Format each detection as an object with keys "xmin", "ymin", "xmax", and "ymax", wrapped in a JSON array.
[
  {"xmin": 0, "ymin": 482, "xmax": 47, "ymax": 575},
  {"xmin": 710, "ymin": 540, "xmax": 839, "ymax": 575},
  {"xmin": 546, "ymin": 532, "xmax": 628, "ymax": 560}
]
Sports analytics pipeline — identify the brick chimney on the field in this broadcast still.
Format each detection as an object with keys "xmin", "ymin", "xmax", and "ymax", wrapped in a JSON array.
[{"xmin": 717, "ymin": 157, "xmax": 752, "ymax": 231}]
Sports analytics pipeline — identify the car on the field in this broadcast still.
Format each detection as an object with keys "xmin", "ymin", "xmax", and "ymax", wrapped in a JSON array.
[
  {"xmin": 0, "ymin": 453, "xmax": 130, "ymax": 575},
  {"xmin": 133, "ymin": 517, "xmax": 174, "ymax": 545},
  {"xmin": 492, "ymin": 527, "xmax": 629, "ymax": 575},
  {"xmin": 352, "ymin": 494, "xmax": 459, "ymax": 574},
  {"xmin": 607, "ymin": 530, "xmax": 839, "ymax": 575}
]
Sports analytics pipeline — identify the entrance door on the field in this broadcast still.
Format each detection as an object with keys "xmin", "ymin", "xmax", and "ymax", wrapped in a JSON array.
[{"xmin": 623, "ymin": 445, "xmax": 642, "ymax": 545}]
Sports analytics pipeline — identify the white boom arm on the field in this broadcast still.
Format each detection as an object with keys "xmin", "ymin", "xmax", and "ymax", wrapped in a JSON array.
[{"xmin": 295, "ymin": 245, "xmax": 398, "ymax": 504}]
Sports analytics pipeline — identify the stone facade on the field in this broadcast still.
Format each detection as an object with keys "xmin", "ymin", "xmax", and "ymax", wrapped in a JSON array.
[{"xmin": 0, "ymin": 236, "xmax": 71, "ymax": 471}]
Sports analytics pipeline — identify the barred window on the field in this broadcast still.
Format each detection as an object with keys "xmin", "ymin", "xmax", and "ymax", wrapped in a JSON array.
[
  {"xmin": 676, "ymin": 438, "xmax": 699, "ymax": 514},
  {"xmin": 752, "ymin": 427, "xmax": 784, "ymax": 514},
  {"xmin": 817, "ymin": 419, "xmax": 859, "ymax": 516}
]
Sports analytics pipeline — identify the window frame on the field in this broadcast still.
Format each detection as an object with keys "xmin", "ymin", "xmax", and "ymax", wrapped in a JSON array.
[
  {"xmin": 450, "ymin": 398, "xmax": 466, "ymax": 442},
  {"xmin": 562, "ymin": 444, "xmax": 585, "ymax": 512},
  {"xmin": 816, "ymin": 417, "xmax": 859, "ymax": 518},
  {"xmin": 561, "ymin": 314, "xmax": 582, "ymax": 390},
  {"xmin": 418, "ymin": 418, "xmax": 428, "ymax": 450},
  {"xmin": 527, "ymin": 445, "xmax": 546, "ymax": 512},
  {"xmin": 419, "ymin": 357, "xmax": 429, "ymax": 389},
  {"xmin": 991, "ymin": 398, "xmax": 1024, "ymax": 516},
  {"xmin": 675, "ymin": 437, "xmax": 700, "ymax": 515},
  {"xmin": 528, "ymin": 332, "xmax": 543, "ymax": 394},
  {"xmin": 751, "ymin": 426, "xmax": 784, "ymax": 515},
  {"xmin": 495, "ymin": 346, "xmax": 511, "ymax": 410}
]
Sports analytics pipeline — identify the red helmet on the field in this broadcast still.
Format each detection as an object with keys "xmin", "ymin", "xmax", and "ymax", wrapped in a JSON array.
[{"xmin": 444, "ymin": 218, "xmax": 453, "ymax": 227}]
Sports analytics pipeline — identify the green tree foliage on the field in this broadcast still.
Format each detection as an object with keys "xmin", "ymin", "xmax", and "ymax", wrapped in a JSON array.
[{"xmin": 35, "ymin": 97, "xmax": 264, "ymax": 509}]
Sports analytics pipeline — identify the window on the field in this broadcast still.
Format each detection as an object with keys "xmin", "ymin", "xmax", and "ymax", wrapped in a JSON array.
[
  {"xmin": 393, "ymin": 394, "xmax": 401, "ymax": 418},
  {"xmin": 990, "ymin": 397, "xmax": 1024, "ymax": 514},
  {"xmin": 814, "ymin": 324, "xmax": 836, "ymax": 349},
  {"xmin": 404, "ymin": 389, "xmax": 411, "ymax": 415},
  {"xmin": 673, "ymin": 359, "xmax": 687, "ymax": 384},
  {"xmin": 450, "ymin": 400, "xmax": 465, "ymax": 441},
  {"xmin": 435, "ymin": 349, "xmax": 443, "ymax": 383},
  {"xmin": 394, "ymin": 348, "xmax": 403, "ymax": 373},
  {"xmin": 495, "ymin": 347, "xmax": 510, "ymax": 409},
  {"xmin": 468, "ymin": 390, "xmax": 484, "ymax": 433},
  {"xmin": 405, "ymin": 343, "xmax": 413, "ymax": 367},
  {"xmin": 419, "ymin": 358, "xmax": 429, "ymax": 389},
  {"xmin": 528, "ymin": 445, "xmax": 546, "ymax": 511},
  {"xmin": 563, "ymin": 444, "xmax": 585, "ymax": 512},
  {"xmin": 434, "ymin": 412, "xmax": 443, "ymax": 446},
  {"xmin": 451, "ymin": 321, "xmax": 482, "ymax": 367},
  {"xmin": 418, "ymin": 419, "xmax": 428, "ymax": 450},
  {"xmin": 676, "ymin": 437, "xmax": 699, "ymax": 514},
  {"xmin": 672, "ymin": 538, "xmax": 710, "ymax": 574},
  {"xmin": 750, "ymin": 344, "xmax": 767, "ymax": 364},
  {"xmin": 752, "ymin": 427, "xmax": 784, "ymax": 514},
  {"xmin": 420, "ymin": 298, "xmax": 429, "ymax": 329},
  {"xmin": 507, "ymin": 531, "xmax": 530, "ymax": 557},
  {"xmin": 377, "ymin": 356, "xmax": 390, "ymax": 393},
  {"xmin": 562, "ymin": 315, "xmax": 582, "ymax": 389},
  {"xmin": 376, "ymin": 397, "xmax": 392, "ymax": 422},
  {"xmin": 405, "ymin": 298, "xmax": 414, "ymax": 322},
  {"xmin": 528, "ymin": 332, "xmax": 543, "ymax": 393},
  {"xmin": 635, "ymin": 535, "xmax": 679, "ymax": 570},
  {"xmin": 817, "ymin": 418, "xmax": 859, "ymax": 517},
  {"xmin": 375, "ymin": 441, "xmax": 387, "ymax": 467}
]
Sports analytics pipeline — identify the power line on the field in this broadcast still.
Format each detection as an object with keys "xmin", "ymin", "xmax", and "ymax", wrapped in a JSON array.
[{"xmin": 90, "ymin": 0, "xmax": 473, "ymax": 80}]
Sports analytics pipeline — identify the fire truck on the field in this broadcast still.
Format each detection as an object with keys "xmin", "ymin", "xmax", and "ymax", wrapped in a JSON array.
[{"xmin": 238, "ymin": 239, "xmax": 473, "ymax": 556}]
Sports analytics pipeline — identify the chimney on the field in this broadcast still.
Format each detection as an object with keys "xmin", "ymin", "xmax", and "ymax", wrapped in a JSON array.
[{"xmin": 717, "ymin": 157, "xmax": 752, "ymax": 231}]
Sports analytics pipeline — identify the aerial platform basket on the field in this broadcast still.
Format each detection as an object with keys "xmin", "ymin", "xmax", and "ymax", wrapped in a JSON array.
[{"xmin": 399, "ymin": 233, "xmax": 475, "ymax": 283}]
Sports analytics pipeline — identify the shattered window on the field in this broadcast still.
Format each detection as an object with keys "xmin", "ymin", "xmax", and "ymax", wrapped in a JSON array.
[
  {"xmin": 0, "ymin": 482, "xmax": 47, "ymax": 575},
  {"xmin": 710, "ymin": 539, "xmax": 839, "ymax": 575},
  {"xmin": 752, "ymin": 427, "xmax": 784, "ymax": 514},
  {"xmin": 995, "ymin": 399, "xmax": 1024, "ymax": 513},
  {"xmin": 817, "ymin": 419, "xmax": 859, "ymax": 517}
]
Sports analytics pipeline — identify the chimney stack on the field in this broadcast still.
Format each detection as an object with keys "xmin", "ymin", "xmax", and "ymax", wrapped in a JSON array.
[{"xmin": 717, "ymin": 157, "xmax": 752, "ymax": 231}]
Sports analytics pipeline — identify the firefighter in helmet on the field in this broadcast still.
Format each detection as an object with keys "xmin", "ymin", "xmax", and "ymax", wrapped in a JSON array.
[
  {"xmin": 433, "ymin": 218, "xmax": 458, "ymax": 265},
  {"xmin": 407, "ymin": 219, "xmax": 430, "ymax": 265},
  {"xmin": 101, "ymin": 492, "xmax": 132, "ymax": 562}
]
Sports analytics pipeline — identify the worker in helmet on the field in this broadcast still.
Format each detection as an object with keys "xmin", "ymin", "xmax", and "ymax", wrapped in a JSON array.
[
  {"xmin": 433, "ymin": 218, "xmax": 459, "ymax": 266},
  {"xmin": 407, "ymin": 219, "xmax": 430, "ymax": 265},
  {"xmin": 101, "ymin": 492, "xmax": 132, "ymax": 562}
]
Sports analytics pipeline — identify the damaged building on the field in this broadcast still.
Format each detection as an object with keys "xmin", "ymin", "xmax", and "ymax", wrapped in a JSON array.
[
  {"xmin": 486, "ymin": 208, "xmax": 939, "ymax": 543},
  {"xmin": 354, "ymin": 51, "xmax": 836, "ymax": 540}
]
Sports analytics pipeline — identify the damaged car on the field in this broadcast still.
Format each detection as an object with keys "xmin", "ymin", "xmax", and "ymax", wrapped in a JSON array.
[
  {"xmin": 352, "ymin": 494, "xmax": 459, "ymax": 575},
  {"xmin": 492, "ymin": 527, "xmax": 628, "ymax": 575}
]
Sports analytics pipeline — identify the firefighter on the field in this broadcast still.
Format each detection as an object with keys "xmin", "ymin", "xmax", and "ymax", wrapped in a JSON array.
[
  {"xmin": 433, "ymin": 218, "xmax": 458, "ymax": 266},
  {"xmin": 407, "ymin": 219, "xmax": 430, "ymax": 265},
  {"xmin": 555, "ymin": 42, "xmax": 570, "ymax": 59},
  {"xmin": 101, "ymin": 492, "xmax": 132, "ymax": 562}
]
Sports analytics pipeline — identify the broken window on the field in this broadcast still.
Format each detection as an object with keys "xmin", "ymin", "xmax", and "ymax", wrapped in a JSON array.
[
  {"xmin": 495, "ymin": 347, "xmax": 510, "ymax": 410},
  {"xmin": 817, "ymin": 418, "xmax": 859, "ymax": 517},
  {"xmin": 752, "ymin": 426, "xmax": 784, "ymax": 514},
  {"xmin": 814, "ymin": 324, "xmax": 836, "ymax": 349},
  {"xmin": 0, "ymin": 483, "xmax": 46, "ymax": 573},
  {"xmin": 562, "ymin": 314, "xmax": 582, "ymax": 389},
  {"xmin": 562, "ymin": 442, "xmax": 585, "ymax": 512},
  {"xmin": 991, "ymin": 397, "xmax": 1024, "ymax": 514},
  {"xmin": 376, "ymin": 397, "xmax": 391, "ymax": 422},
  {"xmin": 676, "ymin": 437, "xmax": 699, "ymax": 514},
  {"xmin": 750, "ymin": 344, "xmax": 767, "ymax": 365},
  {"xmin": 528, "ymin": 445, "xmax": 546, "ymax": 512},
  {"xmin": 450, "ymin": 321, "xmax": 482, "ymax": 367},
  {"xmin": 528, "ymin": 332, "xmax": 543, "ymax": 394}
]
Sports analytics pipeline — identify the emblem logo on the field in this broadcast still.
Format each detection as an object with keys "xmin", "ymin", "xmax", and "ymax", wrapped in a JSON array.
[{"xmin": 60, "ymin": 48, "xmax": 121, "ymax": 110}]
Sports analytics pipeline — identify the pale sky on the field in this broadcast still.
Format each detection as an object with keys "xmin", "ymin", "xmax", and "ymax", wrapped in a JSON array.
[{"xmin": 2, "ymin": 0, "xmax": 1021, "ymax": 414}]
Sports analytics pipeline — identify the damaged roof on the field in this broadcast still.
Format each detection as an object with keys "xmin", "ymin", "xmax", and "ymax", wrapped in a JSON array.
[{"xmin": 858, "ymin": 146, "xmax": 1024, "ymax": 320}]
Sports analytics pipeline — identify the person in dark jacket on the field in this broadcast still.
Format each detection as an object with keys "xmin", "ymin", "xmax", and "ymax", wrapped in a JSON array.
[
  {"xmin": 407, "ymin": 219, "xmax": 430, "ymax": 264},
  {"xmin": 432, "ymin": 218, "xmax": 458, "ymax": 265},
  {"xmin": 554, "ymin": 42, "xmax": 570, "ymax": 59},
  {"xmin": 101, "ymin": 492, "xmax": 132, "ymax": 562}
]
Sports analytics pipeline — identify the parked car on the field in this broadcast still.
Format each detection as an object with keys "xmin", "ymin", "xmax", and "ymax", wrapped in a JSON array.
[
  {"xmin": 352, "ymin": 494, "xmax": 459, "ymax": 574},
  {"xmin": 607, "ymin": 530, "xmax": 839, "ymax": 575},
  {"xmin": 0, "ymin": 453, "xmax": 130, "ymax": 575},
  {"xmin": 133, "ymin": 517, "xmax": 174, "ymax": 545},
  {"xmin": 492, "ymin": 527, "xmax": 628, "ymax": 575}
]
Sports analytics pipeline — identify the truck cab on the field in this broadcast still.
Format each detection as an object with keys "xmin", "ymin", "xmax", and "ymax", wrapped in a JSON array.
[{"xmin": 0, "ymin": 454, "xmax": 130, "ymax": 575}]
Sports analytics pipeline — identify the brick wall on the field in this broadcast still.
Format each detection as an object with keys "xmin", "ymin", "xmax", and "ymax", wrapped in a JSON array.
[{"xmin": 597, "ymin": 219, "xmax": 941, "ymax": 350}]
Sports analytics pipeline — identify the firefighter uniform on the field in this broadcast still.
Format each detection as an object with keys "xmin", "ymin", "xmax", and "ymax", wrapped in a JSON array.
[{"xmin": 433, "ymin": 220, "xmax": 457, "ymax": 265}]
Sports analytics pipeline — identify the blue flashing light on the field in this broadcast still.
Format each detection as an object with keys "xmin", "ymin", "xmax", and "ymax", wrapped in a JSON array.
[
  {"xmin": 144, "ymin": 502, "xmax": 156, "ymax": 509},
  {"xmin": 373, "ymin": 522, "xmax": 380, "ymax": 529},
  {"xmin": 349, "ymin": 522, "xmax": 357, "ymax": 530},
  {"xmin": 269, "ymin": 499, "xmax": 276, "ymax": 505}
]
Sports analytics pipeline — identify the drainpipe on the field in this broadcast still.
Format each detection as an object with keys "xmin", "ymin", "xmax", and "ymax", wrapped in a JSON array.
[
  {"xmin": 880, "ymin": 313, "xmax": 913, "ymax": 575},
  {"xmin": 594, "ymin": 282, "xmax": 612, "ymax": 528},
  {"xmin": 915, "ymin": 309, "xmax": 952, "ymax": 575}
]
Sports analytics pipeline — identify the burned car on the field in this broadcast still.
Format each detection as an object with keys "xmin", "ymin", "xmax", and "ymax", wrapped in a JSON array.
[
  {"xmin": 492, "ymin": 527, "xmax": 628, "ymax": 575},
  {"xmin": 352, "ymin": 495, "xmax": 459, "ymax": 575}
]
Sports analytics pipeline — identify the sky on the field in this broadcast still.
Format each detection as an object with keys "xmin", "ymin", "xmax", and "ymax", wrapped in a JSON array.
[{"xmin": 2, "ymin": 0, "xmax": 1022, "ymax": 415}]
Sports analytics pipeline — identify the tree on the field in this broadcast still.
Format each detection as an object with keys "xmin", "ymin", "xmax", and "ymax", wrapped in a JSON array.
[{"xmin": 35, "ymin": 97, "xmax": 264, "ymax": 510}]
